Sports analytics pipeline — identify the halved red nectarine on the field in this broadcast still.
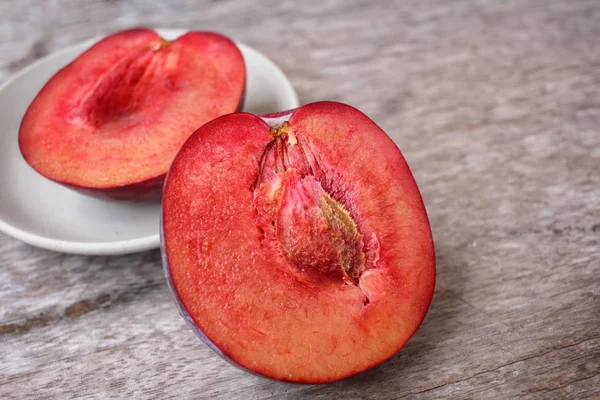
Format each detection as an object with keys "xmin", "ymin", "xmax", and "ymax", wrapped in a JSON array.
[
  {"xmin": 161, "ymin": 102, "xmax": 435, "ymax": 383},
  {"xmin": 19, "ymin": 29, "xmax": 245, "ymax": 200}
]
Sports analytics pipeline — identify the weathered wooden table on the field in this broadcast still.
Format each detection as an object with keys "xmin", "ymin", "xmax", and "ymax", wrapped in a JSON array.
[{"xmin": 1, "ymin": 0, "xmax": 599, "ymax": 398}]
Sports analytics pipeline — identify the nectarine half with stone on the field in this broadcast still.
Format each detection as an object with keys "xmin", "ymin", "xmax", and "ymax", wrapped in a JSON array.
[{"xmin": 161, "ymin": 101, "xmax": 435, "ymax": 383}]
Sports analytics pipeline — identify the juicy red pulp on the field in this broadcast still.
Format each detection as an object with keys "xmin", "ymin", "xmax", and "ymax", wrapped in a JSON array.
[{"xmin": 82, "ymin": 41, "xmax": 175, "ymax": 127}]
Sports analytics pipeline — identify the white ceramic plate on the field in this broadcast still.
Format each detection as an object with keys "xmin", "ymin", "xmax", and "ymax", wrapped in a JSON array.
[{"xmin": 0, "ymin": 28, "xmax": 299, "ymax": 255}]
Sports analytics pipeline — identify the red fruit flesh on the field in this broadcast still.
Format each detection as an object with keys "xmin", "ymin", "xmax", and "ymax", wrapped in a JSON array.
[
  {"xmin": 19, "ymin": 28, "xmax": 245, "ymax": 200},
  {"xmin": 162, "ymin": 102, "xmax": 435, "ymax": 383}
]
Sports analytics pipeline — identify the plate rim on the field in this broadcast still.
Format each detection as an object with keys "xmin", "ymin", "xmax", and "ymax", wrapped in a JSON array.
[{"xmin": 0, "ymin": 28, "xmax": 299, "ymax": 255}]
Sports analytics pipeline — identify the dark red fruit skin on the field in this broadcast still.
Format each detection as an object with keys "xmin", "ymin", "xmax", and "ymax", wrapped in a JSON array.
[
  {"xmin": 259, "ymin": 109, "xmax": 296, "ymax": 121},
  {"xmin": 19, "ymin": 28, "xmax": 246, "ymax": 202},
  {"xmin": 64, "ymin": 174, "xmax": 165, "ymax": 202}
]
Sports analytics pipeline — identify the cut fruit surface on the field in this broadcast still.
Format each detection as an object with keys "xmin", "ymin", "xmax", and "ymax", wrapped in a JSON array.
[
  {"xmin": 162, "ymin": 102, "xmax": 435, "ymax": 383},
  {"xmin": 19, "ymin": 28, "xmax": 245, "ymax": 200}
]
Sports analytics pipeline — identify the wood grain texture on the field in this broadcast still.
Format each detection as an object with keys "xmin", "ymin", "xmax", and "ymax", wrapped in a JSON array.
[{"xmin": 1, "ymin": 0, "xmax": 599, "ymax": 398}]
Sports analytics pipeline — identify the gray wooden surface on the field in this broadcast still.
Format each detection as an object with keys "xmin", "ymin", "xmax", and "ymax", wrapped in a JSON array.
[{"xmin": 1, "ymin": 0, "xmax": 599, "ymax": 398}]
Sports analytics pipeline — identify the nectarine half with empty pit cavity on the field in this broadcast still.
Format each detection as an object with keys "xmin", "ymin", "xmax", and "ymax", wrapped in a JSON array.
[
  {"xmin": 19, "ymin": 29, "xmax": 245, "ymax": 201},
  {"xmin": 161, "ymin": 101, "xmax": 435, "ymax": 383}
]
